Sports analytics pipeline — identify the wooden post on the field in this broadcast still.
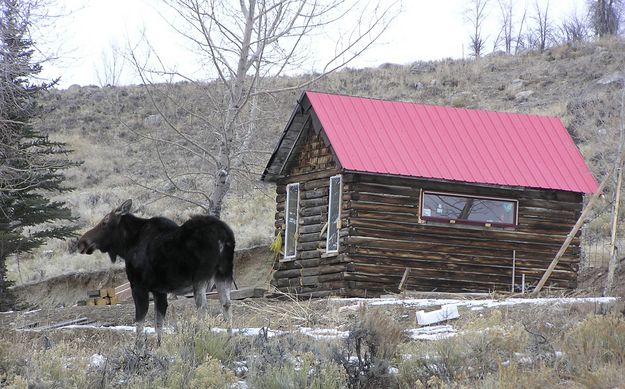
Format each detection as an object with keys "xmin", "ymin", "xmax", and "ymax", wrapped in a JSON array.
[
  {"xmin": 533, "ymin": 162, "xmax": 619, "ymax": 295},
  {"xmin": 605, "ymin": 84, "xmax": 625, "ymax": 296},
  {"xmin": 399, "ymin": 268, "xmax": 411, "ymax": 291},
  {"xmin": 605, "ymin": 156, "xmax": 624, "ymax": 295},
  {"xmin": 511, "ymin": 250, "xmax": 516, "ymax": 293}
]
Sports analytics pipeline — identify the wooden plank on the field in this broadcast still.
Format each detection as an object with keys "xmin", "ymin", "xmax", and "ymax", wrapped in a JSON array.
[
  {"xmin": 184, "ymin": 287, "xmax": 266, "ymax": 300},
  {"xmin": 399, "ymin": 268, "xmax": 411, "ymax": 291},
  {"xmin": 115, "ymin": 287, "xmax": 133, "ymax": 302},
  {"xmin": 533, "ymin": 163, "xmax": 616, "ymax": 294},
  {"xmin": 32, "ymin": 317, "xmax": 91, "ymax": 331}
]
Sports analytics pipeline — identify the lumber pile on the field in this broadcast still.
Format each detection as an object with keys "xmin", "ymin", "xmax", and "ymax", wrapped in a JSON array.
[{"xmin": 78, "ymin": 288, "xmax": 118, "ymax": 306}]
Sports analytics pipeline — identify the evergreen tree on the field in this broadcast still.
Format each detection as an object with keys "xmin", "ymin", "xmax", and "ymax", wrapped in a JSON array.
[{"xmin": 0, "ymin": 0, "xmax": 79, "ymax": 311}]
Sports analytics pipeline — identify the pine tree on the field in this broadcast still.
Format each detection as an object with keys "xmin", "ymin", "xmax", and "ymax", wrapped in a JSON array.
[{"xmin": 0, "ymin": 0, "xmax": 79, "ymax": 311}]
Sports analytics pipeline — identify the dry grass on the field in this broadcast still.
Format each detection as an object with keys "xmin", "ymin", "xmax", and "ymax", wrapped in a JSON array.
[{"xmin": 1, "ymin": 296, "xmax": 625, "ymax": 388}]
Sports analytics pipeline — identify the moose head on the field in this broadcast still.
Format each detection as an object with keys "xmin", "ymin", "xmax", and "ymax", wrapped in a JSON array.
[{"xmin": 77, "ymin": 199, "xmax": 132, "ymax": 263}]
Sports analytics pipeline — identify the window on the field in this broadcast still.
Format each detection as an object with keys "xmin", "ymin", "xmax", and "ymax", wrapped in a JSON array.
[
  {"xmin": 421, "ymin": 192, "xmax": 517, "ymax": 227},
  {"xmin": 284, "ymin": 183, "xmax": 300, "ymax": 259},
  {"xmin": 326, "ymin": 175, "xmax": 342, "ymax": 253}
]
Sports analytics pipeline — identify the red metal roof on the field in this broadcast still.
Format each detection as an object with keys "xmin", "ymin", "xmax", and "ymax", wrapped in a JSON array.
[{"xmin": 306, "ymin": 91, "xmax": 597, "ymax": 193}]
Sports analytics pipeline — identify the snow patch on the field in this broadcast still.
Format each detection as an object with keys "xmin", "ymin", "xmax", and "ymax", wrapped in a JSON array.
[
  {"xmin": 406, "ymin": 325, "xmax": 457, "ymax": 340},
  {"xmin": 332, "ymin": 296, "xmax": 616, "ymax": 310},
  {"xmin": 299, "ymin": 327, "xmax": 349, "ymax": 339},
  {"xmin": 89, "ymin": 354, "xmax": 106, "ymax": 368}
]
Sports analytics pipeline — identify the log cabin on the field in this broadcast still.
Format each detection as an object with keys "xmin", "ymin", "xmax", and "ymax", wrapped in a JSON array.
[{"xmin": 261, "ymin": 91, "xmax": 598, "ymax": 297}]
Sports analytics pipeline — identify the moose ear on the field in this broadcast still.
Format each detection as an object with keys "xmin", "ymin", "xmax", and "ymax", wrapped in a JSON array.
[{"xmin": 115, "ymin": 199, "xmax": 132, "ymax": 216}]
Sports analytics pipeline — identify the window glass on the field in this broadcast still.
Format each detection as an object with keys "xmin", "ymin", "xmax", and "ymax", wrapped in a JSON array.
[
  {"xmin": 327, "ymin": 175, "xmax": 341, "ymax": 252},
  {"xmin": 285, "ymin": 183, "xmax": 299, "ymax": 258},
  {"xmin": 422, "ymin": 192, "xmax": 516, "ymax": 226}
]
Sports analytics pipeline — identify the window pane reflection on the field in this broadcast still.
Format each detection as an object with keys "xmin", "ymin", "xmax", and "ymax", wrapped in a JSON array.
[{"xmin": 422, "ymin": 193, "xmax": 516, "ymax": 226}]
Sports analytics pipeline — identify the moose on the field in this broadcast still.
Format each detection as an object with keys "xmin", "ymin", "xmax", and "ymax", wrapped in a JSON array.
[{"xmin": 77, "ymin": 200, "xmax": 235, "ymax": 345}]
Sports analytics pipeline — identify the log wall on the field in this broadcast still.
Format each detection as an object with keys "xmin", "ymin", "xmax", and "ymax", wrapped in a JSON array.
[
  {"xmin": 272, "ymin": 126, "xmax": 349, "ymax": 296},
  {"xmin": 342, "ymin": 173, "xmax": 583, "ymax": 295}
]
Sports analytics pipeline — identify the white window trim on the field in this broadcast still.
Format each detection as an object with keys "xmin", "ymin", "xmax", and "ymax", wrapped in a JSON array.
[
  {"xmin": 326, "ymin": 175, "xmax": 342, "ymax": 254},
  {"xmin": 284, "ymin": 182, "xmax": 300, "ymax": 260}
]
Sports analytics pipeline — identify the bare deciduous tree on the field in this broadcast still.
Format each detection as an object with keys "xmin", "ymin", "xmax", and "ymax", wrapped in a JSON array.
[
  {"xmin": 493, "ymin": 0, "xmax": 527, "ymax": 54},
  {"xmin": 528, "ymin": 0, "xmax": 554, "ymax": 52},
  {"xmin": 559, "ymin": 9, "xmax": 590, "ymax": 44},
  {"xmin": 465, "ymin": 0, "xmax": 490, "ymax": 58},
  {"xmin": 588, "ymin": 0, "xmax": 623, "ymax": 37},
  {"xmin": 127, "ymin": 0, "xmax": 399, "ymax": 218},
  {"xmin": 95, "ymin": 39, "xmax": 126, "ymax": 87}
]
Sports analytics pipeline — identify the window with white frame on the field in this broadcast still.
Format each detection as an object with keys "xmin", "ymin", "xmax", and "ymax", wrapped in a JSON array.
[
  {"xmin": 326, "ymin": 175, "xmax": 342, "ymax": 253},
  {"xmin": 284, "ymin": 183, "xmax": 300, "ymax": 259}
]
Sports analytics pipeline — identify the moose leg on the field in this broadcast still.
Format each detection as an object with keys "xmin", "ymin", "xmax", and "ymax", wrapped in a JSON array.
[
  {"xmin": 132, "ymin": 287, "xmax": 150, "ymax": 348},
  {"xmin": 193, "ymin": 279, "xmax": 209, "ymax": 311},
  {"xmin": 215, "ymin": 278, "xmax": 232, "ymax": 335},
  {"xmin": 153, "ymin": 292, "xmax": 168, "ymax": 347}
]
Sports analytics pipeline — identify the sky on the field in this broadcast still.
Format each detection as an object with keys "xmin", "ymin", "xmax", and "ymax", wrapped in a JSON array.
[{"xmin": 38, "ymin": 0, "xmax": 589, "ymax": 89}]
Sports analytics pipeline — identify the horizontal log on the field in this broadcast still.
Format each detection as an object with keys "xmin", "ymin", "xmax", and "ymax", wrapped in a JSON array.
[
  {"xmin": 347, "ymin": 191, "xmax": 418, "ymax": 205},
  {"xmin": 273, "ymin": 264, "xmax": 347, "ymax": 279},
  {"xmin": 346, "ymin": 249, "xmax": 579, "ymax": 274},
  {"xmin": 275, "ymin": 275, "xmax": 319, "ymax": 287},
  {"xmin": 274, "ymin": 254, "xmax": 347, "ymax": 270},
  {"xmin": 344, "ymin": 182, "xmax": 417, "ymax": 198},
  {"xmin": 351, "ymin": 210, "xmax": 421, "ymax": 223},
  {"xmin": 348, "ymin": 219, "xmax": 577, "ymax": 246},
  {"xmin": 345, "ymin": 234, "xmax": 579, "ymax": 262},
  {"xmin": 343, "ymin": 270, "xmax": 574, "ymax": 291},
  {"xmin": 348, "ymin": 262, "xmax": 575, "ymax": 286},
  {"xmin": 348, "ymin": 201, "xmax": 417, "ymax": 214}
]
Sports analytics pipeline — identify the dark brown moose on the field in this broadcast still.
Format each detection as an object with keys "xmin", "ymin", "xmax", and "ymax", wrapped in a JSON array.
[{"xmin": 77, "ymin": 200, "xmax": 235, "ymax": 345}]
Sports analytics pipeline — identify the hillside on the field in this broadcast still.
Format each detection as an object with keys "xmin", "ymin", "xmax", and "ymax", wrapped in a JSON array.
[{"xmin": 8, "ymin": 38, "xmax": 625, "ymax": 284}]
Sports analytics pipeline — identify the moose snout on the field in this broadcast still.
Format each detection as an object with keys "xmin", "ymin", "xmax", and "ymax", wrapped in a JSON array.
[{"xmin": 77, "ymin": 238, "xmax": 96, "ymax": 255}]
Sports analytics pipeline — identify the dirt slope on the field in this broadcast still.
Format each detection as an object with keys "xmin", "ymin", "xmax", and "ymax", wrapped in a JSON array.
[{"xmin": 11, "ymin": 246, "xmax": 275, "ymax": 309}]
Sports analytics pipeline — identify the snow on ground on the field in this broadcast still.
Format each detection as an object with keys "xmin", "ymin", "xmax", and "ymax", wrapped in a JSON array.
[
  {"xmin": 406, "ymin": 325, "xmax": 457, "ymax": 340},
  {"xmin": 332, "ymin": 296, "xmax": 617, "ymax": 311},
  {"xmin": 59, "ymin": 324, "xmax": 351, "ymax": 340}
]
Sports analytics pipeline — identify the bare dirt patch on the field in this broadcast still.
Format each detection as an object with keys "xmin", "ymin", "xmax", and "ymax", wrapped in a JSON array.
[{"xmin": 577, "ymin": 256, "xmax": 625, "ymax": 299}]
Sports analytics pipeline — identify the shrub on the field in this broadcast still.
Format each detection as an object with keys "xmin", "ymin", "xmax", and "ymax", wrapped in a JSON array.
[
  {"xmin": 478, "ymin": 361, "xmax": 561, "ymax": 389},
  {"xmin": 162, "ymin": 314, "xmax": 235, "ymax": 366},
  {"xmin": 397, "ymin": 337, "xmax": 467, "ymax": 387},
  {"xmin": 186, "ymin": 357, "xmax": 237, "ymax": 389},
  {"xmin": 250, "ymin": 352, "xmax": 345, "ymax": 389},
  {"xmin": 334, "ymin": 307, "xmax": 402, "ymax": 389},
  {"xmin": 21, "ymin": 341, "xmax": 90, "ymax": 389},
  {"xmin": 563, "ymin": 314, "xmax": 625, "ymax": 373},
  {"xmin": 397, "ymin": 316, "xmax": 529, "ymax": 387}
]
